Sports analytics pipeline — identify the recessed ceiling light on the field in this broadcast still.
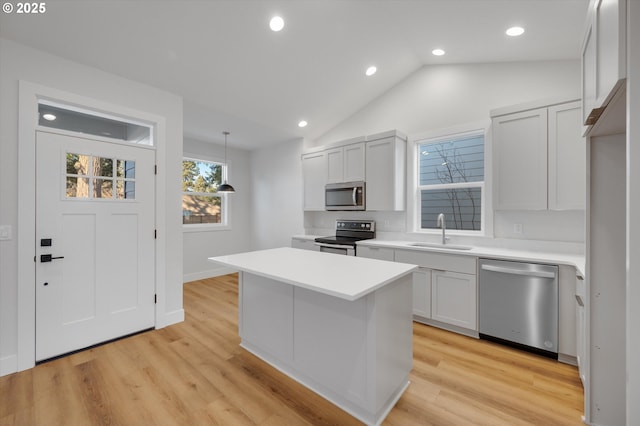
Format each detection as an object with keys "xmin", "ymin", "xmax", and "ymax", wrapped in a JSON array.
[
  {"xmin": 298, "ymin": 120, "xmax": 308, "ymax": 128},
  {"xmin": 42, "ymin": 113, "xmax": 56, "ymax": 121},
  {"xmin": 365, "ymin": 66, "xmax": 377, "ymax": 76},
  {"xmin": 506, "ymin": 26, "xmax": 525, "ymax": 37},
  {"xmin": 432, "ymin": 49, "xmax": 445, "ymax": 56},
  {"xmin": 270, "ymin": 16, "xmax": 284, "ymax": 32}
]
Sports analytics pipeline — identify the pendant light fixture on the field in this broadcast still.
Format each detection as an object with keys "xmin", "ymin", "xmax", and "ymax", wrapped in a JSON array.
[{"xmin": 218, "ymin": 131, "xmax": 235, "ymax": 193}]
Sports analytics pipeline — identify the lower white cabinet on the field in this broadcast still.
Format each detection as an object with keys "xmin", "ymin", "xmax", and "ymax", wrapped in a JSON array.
[
  {"xmin": 412, "ymin": 268, "xmax": 431, "ymax": 319},
  {"xmin": 395, "ymin": 249, "xmax": 477, "ymax": 332},
  {"xmin": 576, "ymin": 275, "xmax": 587, "ymax": 386},
  {"xmin": 291, "ymin": 237, "xmax": 320, "ymax": 251},
  {"xmin": 431, "ymin": 270, "xmax": 477, "ymax": 330}
]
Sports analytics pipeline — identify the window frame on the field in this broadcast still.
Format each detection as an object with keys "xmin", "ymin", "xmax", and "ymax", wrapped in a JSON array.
[
  {"xmin": 408, "ymin": 122, "xmax": 491, "ymax": 237},
  {"xmin": 181, "ymin": 155, "xmax": 230, "ymax": 232}
]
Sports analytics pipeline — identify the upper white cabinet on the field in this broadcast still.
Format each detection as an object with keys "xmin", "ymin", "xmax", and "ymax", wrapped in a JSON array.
[
  {"xmin": 365, "ymin": 132, "xmax": 406, "ymax": 211},
  {"xmin": 492, "ymin": 100, "xmax": 585, "ymax": 211},
  {"xmin": 302, "ymin": 130, "xmax": 406, "ymax": 212},
  {"xmin": 582, "ymin": 0, "xmax": 627, "ymax": 127},
  {"xmin": 302, "ymin": 151, "xmax": 327, "ymax": 211},
  {"xmin": 326, "ymin": 142, "xmax": 365, "ymax": 184},
  {"xmin": 493, "ymin": 107, "xmax": 548, "ymax": 210},
  {"xmin": 548, "ymin": 102, "xmax": 586, "ymax": 210}
]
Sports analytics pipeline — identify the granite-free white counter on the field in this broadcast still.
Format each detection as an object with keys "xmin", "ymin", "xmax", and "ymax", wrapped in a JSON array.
[
  {"xmin": 208, "ymin": 247, "xmax": 417, "ymax": 301},
  {"xmin": 357, "ymin": 239, "xmax": 585, "ymax": 277}
]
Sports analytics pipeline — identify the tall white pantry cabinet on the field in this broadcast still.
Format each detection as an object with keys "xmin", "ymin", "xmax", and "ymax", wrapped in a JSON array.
[{"xmin": 491, "ymin": 100, "xmax": 585, "ymax": 212}]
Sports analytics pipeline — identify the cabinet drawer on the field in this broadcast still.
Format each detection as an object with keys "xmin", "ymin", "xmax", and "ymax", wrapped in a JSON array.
[
  {"xmin": 356, "ymin": 245, "xmax": 394, "ymax": 261},
  {"xmin": 395, "ymin": 249, "xmax": 476, "ymax": 275}
]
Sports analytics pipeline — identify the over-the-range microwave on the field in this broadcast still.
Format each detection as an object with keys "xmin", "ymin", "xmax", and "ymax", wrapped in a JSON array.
[{"xmin": 325, "ymin": 181, "xmax": 365, "ymax": 211}]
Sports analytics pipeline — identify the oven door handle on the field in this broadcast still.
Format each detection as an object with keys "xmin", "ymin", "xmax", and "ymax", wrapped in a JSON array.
[
  {"xmin": 314, "ymin": 242, "xmax": 354, "ymax": 250},
  {"xmin": 352, "ymin": 187, "xmax": 357, "ymax": 206}
]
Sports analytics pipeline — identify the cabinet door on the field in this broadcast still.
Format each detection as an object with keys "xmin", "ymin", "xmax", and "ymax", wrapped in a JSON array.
[
  {"xmin": 582, "ymin": 16, "xmax": 597, "ymax": 125},
  {"xmin": 493, "ymin": 108, "xmax": 548, "ymax": 210},
  {"xmin": 412, "ymin": 269, "xmax": 431, "ymax": 319},
  {"xmin": 302, "ymin": 151, "xmax": 327, "ymax": 211},
  {"xmin": 431, "ymin": 270, "xmax": 477, "ymax": 330},
  {"xmin": 326, "ymin": 148, "xmax": 344, "ymax": 183},
  {"xmin": 549, "ymin": 102, "xmax": 586, "ymax": 210},
  {"xmin": 595, "ymin": 0, "xmax": 626, "ymax": 107},
  {"xmin": 366, "ymin": 137, "xmax": 405, "ymax": 211},
  {"xmin": 344, "ymin": 143, "xmax": 365, "ymax": 182}
]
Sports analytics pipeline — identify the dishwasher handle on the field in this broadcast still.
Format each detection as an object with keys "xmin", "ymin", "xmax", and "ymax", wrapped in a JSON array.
[{"xmin": 480, "ymin": 264, "xmax": 556, "ymax": 279}]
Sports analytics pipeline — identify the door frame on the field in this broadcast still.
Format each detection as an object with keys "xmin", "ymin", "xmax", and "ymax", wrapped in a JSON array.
[{"xmin": 17, "ymin": 81, "xmax": 169, "ymax": 371}]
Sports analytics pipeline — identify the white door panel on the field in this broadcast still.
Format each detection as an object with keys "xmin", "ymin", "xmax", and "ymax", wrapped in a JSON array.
[{"xmin": 36, "ymin": 131, "xmax": 155, "ymax": 361}]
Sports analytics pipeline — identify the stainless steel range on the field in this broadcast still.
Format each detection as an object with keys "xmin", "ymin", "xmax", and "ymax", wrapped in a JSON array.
[{"xmin": 314, "ymin": 220, "xmax": 375, "ymax": 256}]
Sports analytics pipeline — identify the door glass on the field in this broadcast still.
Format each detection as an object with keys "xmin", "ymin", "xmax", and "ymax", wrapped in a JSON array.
[
  {"xmin": 116, "ymin": 181, "xmax": 135, "ymax": 199},
  {"xmin": 66, "ymin": 153, "xmax": 90, "ymax": 175},
  {"xmin": 93, "ymin": 179, "xmax": 113, "ymax": 198},
  {"xmin": 65, "ymin": 152, "xmax": 136, "ymax": 200},
  {"xmin": 117, "ymin": 160, "xmax": 135, "ymax": 178},
  {"xmin": 66, "ymin": 176, "xmax": 89, "ymax": 198},
  {"xmin": 93, "ymin": 157, "xmax": 113, "ymax": 177}
]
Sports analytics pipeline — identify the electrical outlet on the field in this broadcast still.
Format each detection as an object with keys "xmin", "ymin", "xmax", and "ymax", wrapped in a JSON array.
[
  {"xmin": 0, "ymin": 225, "xmax": 12, "ymax": 241},
  {"xmin": 513, "ymin": 223, "xmax": 523, "ymax": 234}
]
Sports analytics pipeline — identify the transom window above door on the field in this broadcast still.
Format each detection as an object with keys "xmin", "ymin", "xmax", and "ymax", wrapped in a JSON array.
[
  {"xmin": 38, "ymin": 102, "xmax": 153, "ymax": 145},
  {"xmin": 66, "ymin": 153, "xmax": 136, "ymax": 200}
]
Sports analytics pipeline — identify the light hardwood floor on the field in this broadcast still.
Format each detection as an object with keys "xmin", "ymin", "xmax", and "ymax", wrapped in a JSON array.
[{"xmin": 0, "ymin": 274, "xmax": 584, "ymax": 425}]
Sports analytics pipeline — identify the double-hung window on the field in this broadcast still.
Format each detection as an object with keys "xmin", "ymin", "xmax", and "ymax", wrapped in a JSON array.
[
  {"xmin": 416, "ymin": 131, "xmax": 485, "ymax": 232},
  {"xmin": 182, "ymin": 158, "xmax": 227, "ymax": 226}
]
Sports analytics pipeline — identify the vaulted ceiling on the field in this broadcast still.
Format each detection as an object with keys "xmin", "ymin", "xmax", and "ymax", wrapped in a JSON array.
[{"xmin": 0, "ymin": 0, "xmax": 589, "ymax": 149}]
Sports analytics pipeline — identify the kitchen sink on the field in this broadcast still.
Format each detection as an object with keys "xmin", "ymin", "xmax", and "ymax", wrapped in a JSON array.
[{"xmin": 407, "ymin": 242, "xmax": 473, "ymax": 251}]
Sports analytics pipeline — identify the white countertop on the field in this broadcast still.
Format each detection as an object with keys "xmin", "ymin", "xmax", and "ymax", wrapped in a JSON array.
[
  {"xmin": 208, "ymin": 247, "xmax": 417, "ymax": 301},
  {"xmin": 357, "ymin": 239, "xmax": 585, "ymax": 278}
]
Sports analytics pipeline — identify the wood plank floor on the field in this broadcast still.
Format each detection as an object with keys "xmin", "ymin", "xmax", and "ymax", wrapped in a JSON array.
[{"xmin": 0, "ymin": 274, "xmax": 584, "ymax": 425}]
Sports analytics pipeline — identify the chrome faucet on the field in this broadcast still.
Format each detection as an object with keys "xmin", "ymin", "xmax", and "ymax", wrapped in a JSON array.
[{"xmin": 437, "ymin": 213, "xmax": 446, "ymax": 245}]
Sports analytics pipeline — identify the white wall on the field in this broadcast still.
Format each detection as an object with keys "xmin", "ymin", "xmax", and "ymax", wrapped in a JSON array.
[
  {"xmin": 250, "ymin": 138, "xmax": 305, "ymax": 250},
  {"xmin": 0, "ymin": 39, "xmax": 184, "ymax": 375},
  {"xmin": 627, "ymin": 1, "xmax": 640, "ymax": 420},
  {"xmin": 182, "ymin": 137, "xmax": 252, "ymax": 281},
  {"xmin": 307, "ymin": 60, "xmax": 584, "ymax": 244}
]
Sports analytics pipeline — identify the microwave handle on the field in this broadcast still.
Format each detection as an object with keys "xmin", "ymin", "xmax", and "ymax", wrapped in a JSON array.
[{"xmin": 352, "ymin": 187, "xmax": 357, "ymax": 206}]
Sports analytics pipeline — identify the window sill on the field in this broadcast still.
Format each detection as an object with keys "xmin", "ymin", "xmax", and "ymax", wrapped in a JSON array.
[{"xmin": 183, "ymin": 224, "xmax": 231, "ymax": 233}]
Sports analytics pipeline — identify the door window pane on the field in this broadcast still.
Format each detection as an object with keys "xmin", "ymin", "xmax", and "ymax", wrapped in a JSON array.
[
  {"xmin": 93, "ymin": 179, "xmax": 113, "ymax": 198},
  {"xmin": 67, "ymin": 153, "xmax": 90, "ymax": 176},
  {"xmin": 117, "ymin": 160, "xmax": 135, "ymax": 178},
  {"xmin": 93, "ymin": 157, "xmax": 113, "ymax": 177},
  {"xmin": 116, "ymin": 181, "xmax": 135, "ymax": 199},
  {"xmin": 66, "ymin": 177, "xmax": 89, "ymax": 198}
]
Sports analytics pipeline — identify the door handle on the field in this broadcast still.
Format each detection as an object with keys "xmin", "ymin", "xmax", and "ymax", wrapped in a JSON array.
[{"xmin": 41, "ymin": 254, "xmax": 65, "ymax": 263}]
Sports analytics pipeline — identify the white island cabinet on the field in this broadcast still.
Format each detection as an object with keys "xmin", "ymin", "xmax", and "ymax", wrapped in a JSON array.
[{"xmin": 208, "ymin": 247, "xmax": 417, "ymax": 426}]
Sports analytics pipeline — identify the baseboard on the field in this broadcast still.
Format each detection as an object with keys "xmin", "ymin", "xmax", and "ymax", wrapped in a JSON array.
[
  {"xmin": 156, "ymin": 308, "xmax": 185, "ymax": 329},
  {"xmin": 0, "ymin": 355, "xmax": 17, "ymax": 377},
  {"xmin": 183, "ymin": 266, "xmax": 237, "ymax": 283}
]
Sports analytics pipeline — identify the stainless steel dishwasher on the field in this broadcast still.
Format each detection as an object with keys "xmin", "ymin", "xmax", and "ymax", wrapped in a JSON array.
[{"xmin": 478, "ymin": 258, "xmax": 559, "ymax": 358}]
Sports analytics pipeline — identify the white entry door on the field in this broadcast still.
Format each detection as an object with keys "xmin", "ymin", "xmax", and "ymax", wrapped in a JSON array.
[{"xmin": 35, "ymin": 131, "xmax": 155, "ymax": 361}]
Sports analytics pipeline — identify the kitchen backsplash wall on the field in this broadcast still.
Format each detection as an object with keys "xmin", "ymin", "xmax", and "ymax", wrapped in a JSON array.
[{"xmin": 305, "ymin": 209, "xmax": 584, "ymax": 249}]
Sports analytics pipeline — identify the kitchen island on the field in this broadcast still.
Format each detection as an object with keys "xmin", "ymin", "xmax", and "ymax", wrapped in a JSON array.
[{"xmin": 208, "ymin": 247, "xmax": 417, "ymax": 426}]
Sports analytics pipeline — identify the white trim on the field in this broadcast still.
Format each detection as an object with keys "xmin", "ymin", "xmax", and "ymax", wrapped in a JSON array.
[
  {"xmin": 17, "ymin": 80, "xmax": 169, "ymax": 373},
  {"xmin": 0, "ymin": 355, "xmax": 18, "ymax": 377},
  {"xmin": 156, "ymin": 308, "xmax": 185, "ymax": 329}
]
